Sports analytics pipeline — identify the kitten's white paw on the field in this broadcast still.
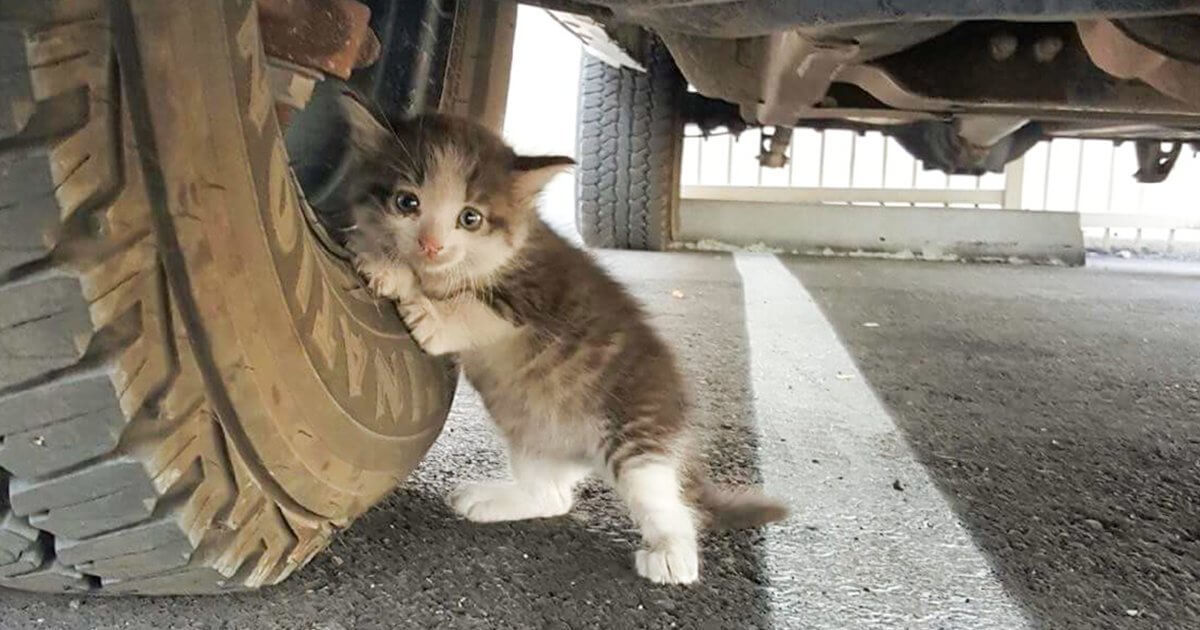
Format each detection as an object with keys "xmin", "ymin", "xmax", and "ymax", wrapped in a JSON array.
[
  {"xmin": 399, "ymin": 300, "xmax": 452, "ymax": 355},
  {"xmin": 449, "ymin": 481, "xmax": 571, "ymax": 522},
  {"xmin": 357, "ymin": 258, "xmax": 418, "ymax": 300},
  {"xmin": 635, "ymin": 540, "xmax": 700, "ymax": 585},
  {"xmin": 450, "ymin": 481, "xmax": 529, "ymax": 522}
]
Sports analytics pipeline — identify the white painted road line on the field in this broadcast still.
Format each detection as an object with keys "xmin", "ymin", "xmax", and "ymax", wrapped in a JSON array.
[{"xmin": 734, "ymin": 253, "xmax": 1030, "ymax": 630}]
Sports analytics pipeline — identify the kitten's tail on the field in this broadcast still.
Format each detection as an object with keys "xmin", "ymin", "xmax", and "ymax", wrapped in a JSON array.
[{"xmin": 694, "ymin": 480, "xmax": 788, "ymax": 531}]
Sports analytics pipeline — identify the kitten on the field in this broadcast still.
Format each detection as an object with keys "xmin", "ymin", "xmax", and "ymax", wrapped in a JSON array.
[{"xmin": 336, "ymin": 95, "xmax": 787, "ymax": 584}]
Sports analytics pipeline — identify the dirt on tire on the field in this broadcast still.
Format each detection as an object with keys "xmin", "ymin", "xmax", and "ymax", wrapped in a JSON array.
[{"xmin": 0, "ymin": 0, "xmax": 454, "ymax": 595}]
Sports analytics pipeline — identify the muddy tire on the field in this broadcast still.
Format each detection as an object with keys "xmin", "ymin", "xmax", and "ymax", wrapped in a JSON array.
[
  {"xmin": 575, "ymin": 39, "xmax": 685, "ymax": 251},
  {"xmin": 0, "ymin": 0, "xmax": 455, "ymax": 595}
]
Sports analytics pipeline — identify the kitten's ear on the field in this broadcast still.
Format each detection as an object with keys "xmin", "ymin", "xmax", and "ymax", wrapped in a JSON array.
[
  {"xmin": 337, "ymin": 93, "xmax": 390, "ymax": 153},
  {"xmin": 512, "ymin": 155, "xmax": 575, "ymax": 202}
]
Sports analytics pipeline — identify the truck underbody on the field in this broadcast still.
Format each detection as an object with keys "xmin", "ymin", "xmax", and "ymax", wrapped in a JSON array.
[{"xmin": 543, "ymin": 0, "xmax": 1200, "ymax": 177}]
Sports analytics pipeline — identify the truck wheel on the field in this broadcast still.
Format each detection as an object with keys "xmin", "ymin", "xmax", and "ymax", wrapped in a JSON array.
[
  {"xmin": 0, "ymin": 0, "xmax": 455, "ymax": 595},
  {"xmin": 575, "ymin": 38, "xmax": 685, "ymax": 250}
]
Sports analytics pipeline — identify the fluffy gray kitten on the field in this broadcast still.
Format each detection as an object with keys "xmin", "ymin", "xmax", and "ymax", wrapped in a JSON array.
[{"xmin": 337, "ymin": 96, "xmax": 786, "ymax": 584}]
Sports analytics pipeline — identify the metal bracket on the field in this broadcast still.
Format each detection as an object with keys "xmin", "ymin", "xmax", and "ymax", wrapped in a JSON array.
[
  {"xmin": 258, "ymin": 0, "xmax": 380, "ymax": 80},
  {"xmin": 1133, "ymin": 140, "xmax": 1181, "ymax": 183},
  {"xmin": 548, "ymin": 10, "xmax": 645, "ymax": 71},
  {"xmin": 754, "ymin": 32, "xmax": 860, "ymax": 126},
  {"xmin": 257, "ymin": 0, "xmax": 380, "ymax": 126},
  {"xmin": 758, "ymin": 126, "xmax": 793, "ymax": 168}
]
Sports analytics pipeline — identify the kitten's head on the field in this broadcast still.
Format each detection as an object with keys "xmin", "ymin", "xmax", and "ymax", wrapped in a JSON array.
[{"xmin": 337, "ymin": 95, "xmax": 572, "ymax": 286}]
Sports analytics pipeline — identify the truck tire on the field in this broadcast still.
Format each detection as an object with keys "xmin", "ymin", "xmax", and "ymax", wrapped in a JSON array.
[
  {"xmin": 575, "ymin": 38, "xmax": 685, "ymax": 250},
  {"xmin": 0, "ymin": 0, "xmax": 455, "ymax": 595}
]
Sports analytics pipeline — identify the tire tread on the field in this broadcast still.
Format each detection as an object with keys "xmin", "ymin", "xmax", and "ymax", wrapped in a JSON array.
[
  {"xmin": 575, "ymin": 39, "xmax": 684, "ymax": 250},
  {"xmin": 0, "ymin": 0, "xmax": 330, "ymax": 595}
]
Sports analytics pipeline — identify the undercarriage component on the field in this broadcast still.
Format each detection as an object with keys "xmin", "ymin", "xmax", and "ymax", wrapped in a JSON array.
[
  {"xmin": 662, "ymin": 23, "xmax": 957, "ymax": 127},
  {"xmin": 660, "ymin": 18, "xmax": 1200, "ymax": 146},
  {"xmin": 1133, "ymin": 140, "xmax": 1182, "ymax": 183},
  {"xmin": 955, "ymin": 115, "xmax": 1031, "ymax": 149},
  {"xmin": 553, "ymin": 5, "xmax": 1200, "ymax": 176},
  {"xmin": 257, "ymin": 0, "xmax": 381, "ymax": 126},
  {"xmin": 1032, "ymin": 35, "xmax": 1064, "ymax": 63},
  {"xmin": 527, "ymin": 0, "xmax": 1197, "ymax": 39},
  {"xmin": 891, "ymin": 120, "xmax": 1042, "ymax": 175},
  {"xmin": 1113, "ymin": 15, "xmax": 1200, "ymax": 64},
  {"xmin": 549, "ymin": 10, "xmax": 645, "ymax": 71},
  {"xmin": 758, "ymin": 126, "xmax": 793, "ymax": 168},
  {"xmin": 666, "ymin": 18, "xmax": 1200, "ymax": 174},
  {"xmin": 258, "ymin": 0, "xmax": 380, "ymax": 80},
  {"xmin": 839, "ymin": 22, "xmax": 1200, "ymax": 127},
  {"xmin": 751, "ymin": 33, "xmax": 860, "ymax": 126},
  {"xmin": 989, "ymin": 31, "xmax": 1018, "ymax": 61},
  {"xmin": 1076, "ymin": 19, "xmax": 1200, "ymax": 108},
  {"xmin": 681, "ymin": 92, "xmax": 747, "ymax": 136}
]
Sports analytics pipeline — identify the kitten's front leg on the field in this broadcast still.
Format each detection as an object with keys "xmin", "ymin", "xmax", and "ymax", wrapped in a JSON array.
[
  {"xmin": 400, "ymin": 296, "xmax": 517, "ymax": 356},
  {"xmin": 355, "ymin": 257, "xmax": 465, "ymax": 354},
  {"xmin": 356, "ymin": 256, "xmax": 516, "ymax": 355},
  {"xmin": 356, "ymin": 256, "xmax": 419, "ymax": 301},
  {"xmin": 396, "ymin": 297, "xmax": 457, "ymax": 355}
]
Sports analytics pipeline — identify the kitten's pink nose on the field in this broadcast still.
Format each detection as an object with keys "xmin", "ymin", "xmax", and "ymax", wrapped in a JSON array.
[{"xmin": 418, "ymin": 235, "xmax": 443, "ymax": 259}]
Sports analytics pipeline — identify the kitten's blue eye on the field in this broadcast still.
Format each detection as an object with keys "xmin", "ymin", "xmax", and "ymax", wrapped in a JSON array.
[
  {"xmin": 457, "ymin": 207, "xmax": 484, "ymax": 231},
  {"xmin": 393, "ymin": 192, "xmax": 420, "ymax": 214}
]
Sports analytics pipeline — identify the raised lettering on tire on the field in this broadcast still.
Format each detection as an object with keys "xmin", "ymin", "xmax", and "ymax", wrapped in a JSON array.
[{"xmin": 0, "ymin": 0, "xmax": 453, "ymax": 595}]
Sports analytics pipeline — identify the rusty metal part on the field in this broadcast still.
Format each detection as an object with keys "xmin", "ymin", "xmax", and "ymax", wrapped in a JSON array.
[
  {"xmin": 752, "ymin": 32, "xmax": 860, "ymax": 126},
  {"xmin": 891, "ymin": 119, "xmax": 1042, "ymax": 175},
  {"xmin": 833, "ymin": 63, "xmax": 1200, "ymax": 127},
  {"xmin": 758, "ymin": 126, "xmax": 792, "ymax": 168},
  {"xmin": 1032, "ymin": 36, "xmax": 1064, "ymax": 63},
  {"xmin": 846, "ymin": 21, "xmax": 1200, "ymax": 125},
  {"xmin": 1133, "ymin": 139, "xmax": 1181, "ymax": 182},
  {"xmin": 1077, "ymin": 19, "xmax": 1200, "ymax": 108},
  {"xmin": 989, "ymin": 32, "xmax": 1018, "ymax": 61},
  {"xmin": 548, "ymin": 10, "xmax": 645, "ymax": 71},
  {"xmin": 257, "ymin": 0, "xmax": 380, "ymax": 81},
  {"xmin": 658, "ymin": 32, "xmax": 761, "ymax": 111},
  {"xmin": 666, "ymin": 19, "xmax": 1200, "ymax": 144},
  {"xmin": 799, "ymin": 108, "xmax": 941, "ymax": 126},
  {"xmin": 955, "ymin": 115, "xmax": 1029, "ymax": 148},
  {"xmin": 1040, "ymin": 122, "xmax": 1200, "ymax": 141},
  {"xmin": 664, "ymin": 22, "xmax": 956, "ymax": 127},
  {"xmin": 528, "ymin": 0, "xmax": 1197, "ymax": 39}
]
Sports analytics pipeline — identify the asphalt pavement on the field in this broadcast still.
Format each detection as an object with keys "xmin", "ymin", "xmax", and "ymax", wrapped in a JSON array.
[{"xmin": 1, "ymin": 252, "xmax": 1197, "ymax": 629}]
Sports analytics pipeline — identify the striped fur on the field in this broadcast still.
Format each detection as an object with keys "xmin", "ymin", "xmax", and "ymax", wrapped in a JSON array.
[{"xmin": 338, "ymin": 99, "xmax": 787, "ymax": 584}]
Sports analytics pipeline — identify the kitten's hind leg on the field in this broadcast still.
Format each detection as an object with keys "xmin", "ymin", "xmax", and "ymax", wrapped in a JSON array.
[
  {"xmin": 615, "ymin": 460, "xmax": 700, "ymax": 585},
  {"xmin": 450, "ymin": 454, "xmax": 589, "ymax": 523}
]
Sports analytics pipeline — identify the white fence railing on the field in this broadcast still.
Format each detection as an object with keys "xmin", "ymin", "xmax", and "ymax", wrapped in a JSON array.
[{"xmin": 681, "ymin": 127, "xmax": 1200, "ymax": 248}]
